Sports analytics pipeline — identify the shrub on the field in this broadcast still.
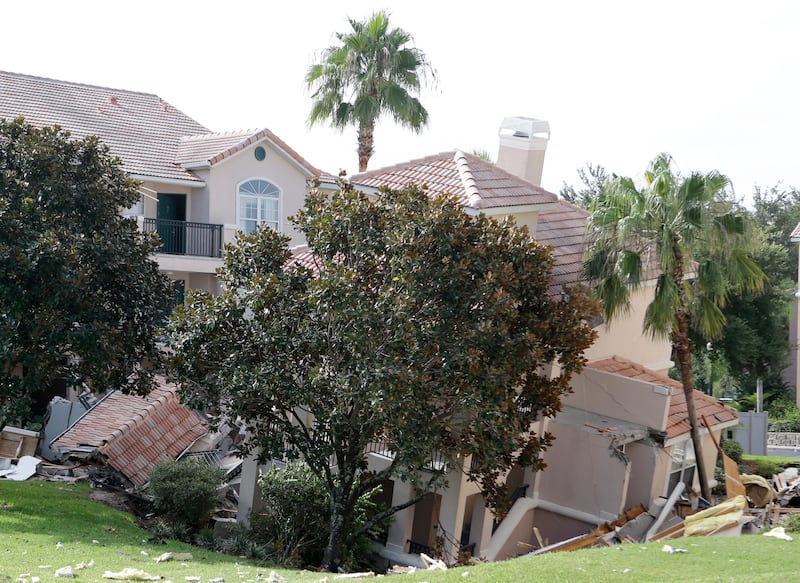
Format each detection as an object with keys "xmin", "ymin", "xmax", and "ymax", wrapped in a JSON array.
[
  {"xmin": 782, "ymin": 513, "xmax": 800, "ymax": 534},
  {"xmin": 741, "ymin": 455, "xmax": 783, "ymax": 478},
  {"xmin": 721, "ymin": 439, "xmax": 744, "ymax": 463},
  {"xmin": 148, "ymin": 460, "xmax": 225, "ymax": 531},
  {"xmin": 249, "ymin": 463, "xmax": 389, "ymax": 570}
]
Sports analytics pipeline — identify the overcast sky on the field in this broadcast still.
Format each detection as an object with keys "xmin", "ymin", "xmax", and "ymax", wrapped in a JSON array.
[{"xmin": 4, "ymin": 1, "xmax": 799, "ymax": 203}]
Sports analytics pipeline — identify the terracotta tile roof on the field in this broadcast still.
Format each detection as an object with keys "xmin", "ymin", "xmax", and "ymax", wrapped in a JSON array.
[
  {"xmin": 287, "ymin": 245, "xmax": 319, "ymax": 272},
  {"xmin": 587, "ymin": 356, "xmax": 738, "ymax": 440},
  {"xmin": 177, "ymin": 128, "xmax": 324, "ymax": 177},
  {"xmin": 535, "ymin": 199, "xmax": 590, "ymax": 289},
  {"xmin": 51, "ymin": 375, "xmax": 206, "ymax": 486},
  {"xmin": 0, "ymin": 71, "xmax": 210, "ymax": 183},
  {"xmin": 350, "ymin": 151, "xmax": 558, "ymax": 210}
]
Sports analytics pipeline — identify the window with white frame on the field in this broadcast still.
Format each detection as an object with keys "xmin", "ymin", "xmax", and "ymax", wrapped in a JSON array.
[
  {"xmin": 238, "ymin": 179, "xmax": 280, "ymax": 234},
  {"xmin": 666, "ymin": 440, "xmax": 696, "ymax": 495}
]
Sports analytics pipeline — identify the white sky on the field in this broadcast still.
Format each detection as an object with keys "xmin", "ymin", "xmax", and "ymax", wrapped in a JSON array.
[{"xmin": 4, "ymin": 1, "xmax": 799, "ymax": 203}]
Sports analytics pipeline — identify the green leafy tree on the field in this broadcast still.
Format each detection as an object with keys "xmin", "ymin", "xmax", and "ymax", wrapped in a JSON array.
[
  {"xmin": 168, "ymin": 182, "xmax": 597, "ymax": 571},
  {"xmin": 701, "ymin": 239, "xmax": 793, "ymax": 402},
  {"xmin": 560, "ymin": 163, "xmax": 611, "ymax": 210},
  {"xmin": 752, "ymin": 184, "xmax": 800, "ymax": 282},
  {"xmin": 0, "ymin": 118, "xmax": 174, "ymax": 428},
  {"xmin": 584, "ymin": 153, "xmax": 765, "ymax": 500},
  {"xmin": 306, "ymin": 11, "xmax": 436, "ymax": 172}
]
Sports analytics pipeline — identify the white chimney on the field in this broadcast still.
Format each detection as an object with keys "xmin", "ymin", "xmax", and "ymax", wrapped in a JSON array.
[{"xmin": 496, "ymin": 117, "xmax": 550, "ymax": 186}]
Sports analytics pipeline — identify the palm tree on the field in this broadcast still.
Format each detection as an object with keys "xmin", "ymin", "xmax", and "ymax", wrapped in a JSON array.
[
  {"xmin": 306, "ymin": 11, "xmax": 435, "ymax": 172},
  {"xmin": 584, "ymin": 153, "xmax": 765, "ymax": 500}
]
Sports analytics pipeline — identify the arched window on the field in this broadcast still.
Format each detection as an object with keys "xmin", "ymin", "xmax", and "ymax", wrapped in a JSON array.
[{"xmin": 238, "ymin": 179, "xmax": 280, "ymax": 234}]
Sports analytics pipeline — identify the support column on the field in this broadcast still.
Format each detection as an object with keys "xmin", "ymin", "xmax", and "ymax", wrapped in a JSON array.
[
  {"xmin": 437, "ymin": 462, "xmax": 469, "ymax": 564},
  {"xmin": 385, "ymin": 479, "xmax": 415, "ymax": 554},
  {"xmin": 236, "ymin": 452, "xmax": 265, "ymax": 527}
]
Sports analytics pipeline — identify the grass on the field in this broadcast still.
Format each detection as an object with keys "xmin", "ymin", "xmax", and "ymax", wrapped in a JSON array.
[{"xmin": 2, "ymin": 480, "xmax": 800, "ymax": 582}]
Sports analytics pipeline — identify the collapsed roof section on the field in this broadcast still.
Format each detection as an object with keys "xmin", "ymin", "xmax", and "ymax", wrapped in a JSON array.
[{"xmin": 50, "ymin": 375, "xmax": 207, "ymax": 487}]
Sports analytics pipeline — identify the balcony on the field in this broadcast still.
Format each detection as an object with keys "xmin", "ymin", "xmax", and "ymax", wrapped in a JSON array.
[{"xmin": 142, "ymin": 218, "xmax": 223, "ymax": 258}]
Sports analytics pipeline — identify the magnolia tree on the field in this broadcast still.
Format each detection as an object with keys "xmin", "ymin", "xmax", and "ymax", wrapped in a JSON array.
[
  {"xmin": 0, "ymin": 118, "xmax": 174, "ymax": 428},
  {"xmin": 167, "ymin": 182, "xmax": 597, "ymax": 571}
]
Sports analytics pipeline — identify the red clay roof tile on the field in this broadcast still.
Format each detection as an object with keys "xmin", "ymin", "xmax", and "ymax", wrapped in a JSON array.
[{"xmin": 51, "ymin": 375, "xmax": 206, "ymax": 486}]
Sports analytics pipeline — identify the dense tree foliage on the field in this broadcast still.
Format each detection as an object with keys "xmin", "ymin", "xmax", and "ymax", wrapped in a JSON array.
[
  {"xmin": 306, "ymin": 11, "xmax": 435, "ymax": 172},
  {"xmin": 584, "ymin": 153, "xmax": 765, "ymax": 499},
  {"xmin": 0, "ymin": 118, "xmax": 174, "ymax": 428},
  {"xmin": 168, "ymin": 182, "xmax": 597, "ymax": 570}
]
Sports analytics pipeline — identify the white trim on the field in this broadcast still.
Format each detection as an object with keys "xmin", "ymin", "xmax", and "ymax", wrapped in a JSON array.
[
  {"xmin": 130, "ymin": 174, "xmax": 206, "ymax": 188},
  {"xmin": 204, "ymin": 137, "xmax": 319, "ymax": 179},
  {"xmin": 236, "ymin": 177, "xmax": 283, "ymax": 234}
]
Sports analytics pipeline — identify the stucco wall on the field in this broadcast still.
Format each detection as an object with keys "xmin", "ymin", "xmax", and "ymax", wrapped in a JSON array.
[
  {"xmin": 205, "ymin": 140, "xmax": 311, "ymax": 247},
  {"xmin": 563, "ymin": 369, "xmax": 671, "ymax": 430},
  {"xmin": 584, "ymin": 286, "xmax": 673, "ymax": 374},
  {"xmin": 536, "ymin": 422, "xmax": 629, "ymax": 519}
]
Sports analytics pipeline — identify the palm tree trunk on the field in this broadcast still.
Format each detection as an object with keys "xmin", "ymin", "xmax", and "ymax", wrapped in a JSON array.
[
  {"xmin": 357, "ymin": 122, "xmax": 375, "ymax": 172},
  {"xmin": 673, "ymin": 311, "xmax": 712, "ymax": 501}
]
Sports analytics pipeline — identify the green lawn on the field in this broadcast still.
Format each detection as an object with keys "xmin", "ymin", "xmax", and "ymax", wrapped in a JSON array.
[{"xmin": 1, "ymin": 480, "xmax": 799, "ymax": 582}]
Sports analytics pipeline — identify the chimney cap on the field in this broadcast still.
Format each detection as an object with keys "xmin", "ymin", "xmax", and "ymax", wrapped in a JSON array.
[{"xmin": 499, "ymin": 117, "xmax": 550, "ymax": 141}]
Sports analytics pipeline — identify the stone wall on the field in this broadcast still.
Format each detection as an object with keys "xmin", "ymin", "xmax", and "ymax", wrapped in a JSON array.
[{"xmin": 768, "ymin": 432, "xmax": 800, "ymax": 448}]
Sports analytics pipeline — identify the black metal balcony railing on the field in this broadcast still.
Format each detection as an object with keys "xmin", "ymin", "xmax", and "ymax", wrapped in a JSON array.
[{"xmin": 143, "ymin": 218, "xmax": 223, "ymax": 258}]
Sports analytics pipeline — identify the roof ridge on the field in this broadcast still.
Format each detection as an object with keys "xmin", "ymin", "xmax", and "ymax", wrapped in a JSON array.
[
  {"xmin": 351, "ymin": 151, "xmax": 458, "ymax": 180},
  {"xmin": 0, "ymin": 70, "xmax": 160, "ymax": 99},
  {"xmin": 453, "ymin": 150, "xmax": 483, "ymax": 208}
]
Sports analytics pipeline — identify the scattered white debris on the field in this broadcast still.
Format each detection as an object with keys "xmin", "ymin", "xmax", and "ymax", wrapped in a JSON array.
[
  {"xmin": 623, "ymin": 568, "xmax": 631, "ymax": 574},
  {"xmin": 140, "ymin": 550, "xmax": 149, "ymax": 557},
  {"xmin": 55, "ymin": 543, "xmax": 64, "ymax": 550},
  {"xmin": 93, "ymin": 540, "xmax": 100, "ymax": 544},
  {"xmin": 661, "ymin": 544, "xmax": 687, "ymax": 554},
  {"xmin": 75, "ymin": 560, "xmax": 95, "ymax": 570},
  {"xmin": 462, "ymin": 571, "xmax": 470, "ymax": 577},
  {"xmin": 265, "ymin": 572, "xmax": 286, "ymax": 583},
  {"xmin": 333, "ymin": 573, "xmax": 374, "ymax": 580},
  {"xmin": 103, "ymin": 568, "xmax": 161, "ymax": 581},
  {"xmin": 38, "ymin": 566, "xmax": 51, "ymax": 569},
  {"xmin": 54, "ymin": 566, "xmax": 74, "ymax": 578},
  {"xmin": 419, "ymin": 553, "xmax": 448, "ymax": 571},
  {"xmin": 764, "ymin": 526, "xmax": 793, "ymax": 541},
  {"xmin": 32, "ymin": 577, "xmax": 40, "ymax": 583},
  {"xmin": 185, "ymin": 577, "xmax": 202, "ymax": 582},
  {"xmin": 210, "ymin": 579, "xmax": 225, "ymax": 583}
]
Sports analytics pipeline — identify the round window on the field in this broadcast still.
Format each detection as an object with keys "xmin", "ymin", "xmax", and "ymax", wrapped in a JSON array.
[{"xmin": 254, "ymin": 146, "xmax": 266, "ymax": 161}]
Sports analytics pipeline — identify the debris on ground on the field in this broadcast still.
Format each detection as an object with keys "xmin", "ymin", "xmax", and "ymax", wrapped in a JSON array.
[
  {"xmin": 661, "ymin": 544, "xmax": 687, "ymax": 554},
  {"xmin": 763, "ymin": 526, "xmax": 793, "ymax": 541},
  {"xmin": 54, "ymin": 566, "xmax": 74, "ymax": 578},
  {"xmin": 419, "ymin": 553, "xmax": 448, "ymax": 571},
  {"xmin": 102, "ymin": 568, "xmax": 162, "ymax": 581}
]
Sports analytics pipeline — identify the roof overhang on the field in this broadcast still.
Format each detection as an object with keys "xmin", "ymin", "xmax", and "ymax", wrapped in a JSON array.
[
  {"xmin": 663, "ymin": 417, "xmax": 740, "ymax": 448},
  {"xmin": 130, "ymin": 174, "xmax": 206, "ymax": 189}
]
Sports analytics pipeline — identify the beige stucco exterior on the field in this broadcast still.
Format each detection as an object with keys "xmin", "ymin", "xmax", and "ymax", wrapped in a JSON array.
[
  {"xmin": 585, "ymin": 285, "xmax": 674, "ymax": 374},
  {"xmin": 132, "ymin": 139, "xmax": 328, "ymax": 296}
]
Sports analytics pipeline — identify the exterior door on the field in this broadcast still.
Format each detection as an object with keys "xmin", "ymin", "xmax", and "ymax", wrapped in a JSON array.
[{"xmin": 156, "ymin": 193, "xmax": 187, "ymax": 254}]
